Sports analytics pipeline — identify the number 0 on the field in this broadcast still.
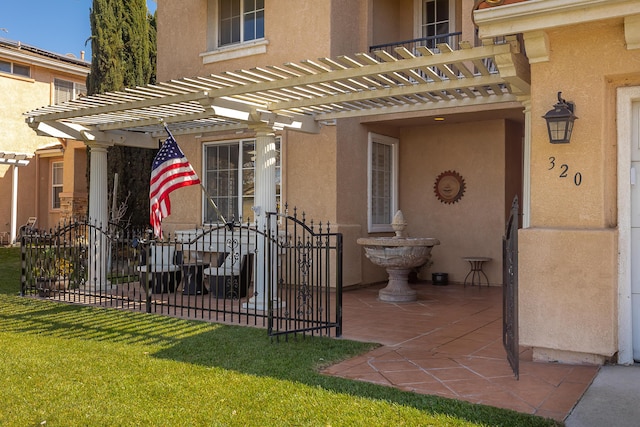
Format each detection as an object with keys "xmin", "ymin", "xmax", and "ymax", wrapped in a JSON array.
[{"xmin": 574, "ymin": 172, "xmax": 582, "ymax": 186}]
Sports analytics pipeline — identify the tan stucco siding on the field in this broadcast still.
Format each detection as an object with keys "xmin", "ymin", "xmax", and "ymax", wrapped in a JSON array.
[
  {"xmin": 284, "ymin": 127, "xmax": 338, "ymax": 222},
  {"xmin": 399, "ymin": 120, "xmax": 508, "ymax": 284},
  {"xmin": 521, "ymin": 18, "xmax": 640, "ymax": 362},
  {"xmin": 529, "ymin": 19, "xmax": 639, "ymax": 229},
  {"xmin": 158, "ymin": 0, "xmax": 337, "ymax": 81},
  {"xmin": 519, "ymin": 227, "xmax": 618, "ymax": 358}
]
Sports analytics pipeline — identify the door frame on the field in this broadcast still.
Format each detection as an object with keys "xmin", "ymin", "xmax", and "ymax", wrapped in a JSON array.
[{"xmin": 616, "ymin": 85, "xmax": 640, "ymax": 364}]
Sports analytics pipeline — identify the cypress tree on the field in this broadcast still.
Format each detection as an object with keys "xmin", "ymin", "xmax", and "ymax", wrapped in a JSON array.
[
  {"xmin": 86, "ymin": 0, "xmax": 157, "ymax": 228},
  {"xmin": 87, "ymin": 0, "xmax": 124, "ymax": 94}
]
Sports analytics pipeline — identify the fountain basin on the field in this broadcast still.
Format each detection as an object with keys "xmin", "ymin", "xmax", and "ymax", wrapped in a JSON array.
[
  {"xmin": 357, "ymin": 237, "xmax": 439, "ymax": 268},
  {"xmin": 357, "ymin": 237, "xmax": 440, "ymax": 302}
]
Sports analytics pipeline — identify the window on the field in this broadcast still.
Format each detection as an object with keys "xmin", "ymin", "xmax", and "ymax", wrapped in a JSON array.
[
  {"xmin": 204, "ymin": 0, "xmax": 267, "ymax": 63},
  {"xmin": 417, "ymin": 0, "xmax": 454, "ymax": 48},
  {"xmin": 368, "ymin": 133, "xmax": 398, "ymax": 233},
  {"xmin": 218, "ymin": 0, "xmax": 264, "ymax": 47},
  {"xmin": 203, "ymin": 138, "xmax": 280, "ymax": 224},
  {"xmin": 0, "ymin": 60, "xmax": 30, "ymax": 78},
  {"xmin": 52, "ymin": 162, "xmax": 63, "ymax": 210},
  {"xmin": 54, "ymin": 78, "xmax": 87, "ymax": 104}
]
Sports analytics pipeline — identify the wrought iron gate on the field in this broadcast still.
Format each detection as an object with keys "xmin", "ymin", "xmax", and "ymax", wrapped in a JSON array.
[
  {"xmin": 502, "ymin": 196, "xmax": 519, "ymax": 379},
  {"xmin": 20, "ymin": 208, "xmax": 342, "ymax": 339}
]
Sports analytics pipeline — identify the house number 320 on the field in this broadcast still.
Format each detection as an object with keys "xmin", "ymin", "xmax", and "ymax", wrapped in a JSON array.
[{"xmin": 548, "ymin": 157, "xmax": 582, "ymax": 186}]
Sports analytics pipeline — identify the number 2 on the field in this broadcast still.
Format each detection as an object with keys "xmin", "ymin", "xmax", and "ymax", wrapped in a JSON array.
[{"xmin": 559, "ymin": 164, "xmax": 568, "ymax": 178}]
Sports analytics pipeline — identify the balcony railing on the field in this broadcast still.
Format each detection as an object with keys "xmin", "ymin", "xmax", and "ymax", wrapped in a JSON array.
[
  {"xmin": 369, "ymin": 32, "xmax": 512, "ymax": 58},
  {"xmin": 369, "ymin": 32, "xmax": 463, "ymax": 59},
  {"xmin": 368, "ymin": 32, "xmax": 518, "ymax": 79}
]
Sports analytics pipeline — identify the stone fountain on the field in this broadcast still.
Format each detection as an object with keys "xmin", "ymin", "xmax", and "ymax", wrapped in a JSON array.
[{"xmin": 357, "ymin": 211, "xmax": 440, "ymax": 302}]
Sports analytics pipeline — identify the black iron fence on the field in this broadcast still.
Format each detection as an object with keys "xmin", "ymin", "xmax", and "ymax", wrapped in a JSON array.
[{"xmin": 20, "ymin": 208, "xmax": 342, "ymax": 339}]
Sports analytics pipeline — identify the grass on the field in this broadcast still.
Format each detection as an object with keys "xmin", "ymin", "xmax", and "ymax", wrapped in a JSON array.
[{"xmin": 0, "ymin": 247, "xmax": 562, "ymax": 426}]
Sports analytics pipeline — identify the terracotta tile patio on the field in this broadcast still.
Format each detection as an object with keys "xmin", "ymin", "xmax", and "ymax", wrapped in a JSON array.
[{"xmin": 324, "ymin": 282, "xmax": 599, "ymax": 422}]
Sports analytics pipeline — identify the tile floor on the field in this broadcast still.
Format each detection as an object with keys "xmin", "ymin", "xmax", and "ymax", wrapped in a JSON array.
[{"xmin": 324, "ymin": 282, "xmax": 599, "ymax": 422}]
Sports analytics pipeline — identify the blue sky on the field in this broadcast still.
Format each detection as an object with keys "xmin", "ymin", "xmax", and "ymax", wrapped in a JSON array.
[{"xmin": 0, "ymin": 0, "xmax": 157, "ymax": 61}]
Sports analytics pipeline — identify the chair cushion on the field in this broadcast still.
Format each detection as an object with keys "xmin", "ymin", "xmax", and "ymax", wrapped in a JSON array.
[
  {"xmin": 137, "ymin": 245, "xmax": 181, "ymax": 273},
  {"xmin": 203, "ymin": 265, "xmax": 241, "ymax": 276}
]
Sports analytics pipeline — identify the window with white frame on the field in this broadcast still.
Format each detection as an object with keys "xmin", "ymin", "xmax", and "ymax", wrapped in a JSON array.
[
  {"xmin": 368, "ymin": 133, "xmax": 398, "ymax": 233},
  {"xmin": 203, "ymin": 138, "xmax": 280, "ymax": 224},
  {"xmin": 217, "ymin": 0, "xmax": 264, "ymax": 47},
  {"xmin": 416, "ymin": 0, "xmax": 454, "ymax": 49},
  {"xmin": 52, "ymin": 161, "xmax": 63, "ymax": 210},
  {"xmin": 204, "ymin": 0, "xmax": 267, "ymax": 63},
  {"xmin": 54, "ymin": 78, "xmax": 87, "ymax": 104},
  {"xmin": 0, "ymin": 59, "xmax": 30, "ymax": 78}
]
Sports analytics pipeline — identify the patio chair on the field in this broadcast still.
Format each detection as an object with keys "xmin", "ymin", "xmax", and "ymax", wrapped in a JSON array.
[
  {"xmin": 137, "ymin": 244, "xmax": 182, "ymax": 293},
  {"xmin": 203, "ymin": 253, "xmax": 254, "ymax": 299}
]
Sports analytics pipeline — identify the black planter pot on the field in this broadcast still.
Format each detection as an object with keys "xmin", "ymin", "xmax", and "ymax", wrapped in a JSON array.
[{"xmin": 432, "ymin": 272, "xmax": 448, "ymax": 286}]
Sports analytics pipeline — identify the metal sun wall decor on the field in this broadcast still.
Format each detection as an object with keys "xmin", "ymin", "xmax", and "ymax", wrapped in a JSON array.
[{"xmin": 434, "ymin": 170, "xmax": 466, "ymax": 204}]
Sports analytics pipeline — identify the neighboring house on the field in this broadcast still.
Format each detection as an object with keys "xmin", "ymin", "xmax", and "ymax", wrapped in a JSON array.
[
  {"xmin": 0, "ymin": 38, "xmax": 89, "ymax": 243},
  {"xmin": 23, "ymin": 0, "xmax": 640, "ymax": 368}
]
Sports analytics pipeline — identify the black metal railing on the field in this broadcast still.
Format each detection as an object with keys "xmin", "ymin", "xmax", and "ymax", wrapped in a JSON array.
[
  {"xmin": 369, "ymin": 32, "xmax": 463, "ymax": 59},
  {"xmin": 20, "ymin": 207, "xmax": 343, "ymax": 339},
  {"xmin": 369, "ymin": 33, "xmax": 518, "ymax": 80}
]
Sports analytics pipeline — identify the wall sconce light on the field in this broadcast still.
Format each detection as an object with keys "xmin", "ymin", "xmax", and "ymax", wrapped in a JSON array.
[{"xmin": 543, "ymin": 92, "xmax": 577, "ymax": 144}]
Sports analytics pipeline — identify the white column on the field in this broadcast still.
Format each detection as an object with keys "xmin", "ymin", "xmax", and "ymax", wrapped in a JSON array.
[
  {"xmin": 244, "ymin": 126, "xmax": 282, "ymax": 310},
  {"xmin": 10, "ymin": 165, "xmax": 18, "ymax": 243},
  {"xmin": 87, "ymin": 143, "xmax": 111, "ymax": 290},
  {"xmin": 521, "ymin": 96, "xmax": 532, "ymax": 228}
]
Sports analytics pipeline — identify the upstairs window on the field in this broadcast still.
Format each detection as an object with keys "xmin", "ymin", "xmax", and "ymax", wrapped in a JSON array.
[
  {"xmin": 418, "ymin": 0, "xmax": 455, "ymax": 48},
  {"xmin": 0, "ymin": 60, "xmax": 30, "ymax": 78},
  {"xmin": 54, "ymin": 78, "xmax": 87, "ymax": 104},
  {"xmin": 218, "ymin": 0, "xmax": 264, "ymax": 47}
]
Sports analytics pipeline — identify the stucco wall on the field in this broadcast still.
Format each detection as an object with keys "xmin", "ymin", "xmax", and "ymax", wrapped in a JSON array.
[
  {"xmin": 158, "ymin": 0, "xmax": 339, "ymax": 81},
  {"xmin": 519, "ymin": 18, "xmax": 640, "ymax": 362},
  {"xmin": 529, "ymin": 20, "xmax": 634, "ymax": 228},
  {"xmin": 371, "ymin": 0, "xmax": 413, "ymax": 47},
  {"xmin": 398, "ymin": 119, "xmax": 508, "ymax": 284},
  {"xmin": 519, "ymin": 228, "xmax": 618, "ymax": 362}
]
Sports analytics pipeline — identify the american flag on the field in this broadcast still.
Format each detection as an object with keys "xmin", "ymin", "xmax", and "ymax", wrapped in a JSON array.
[{"xmin": 150, "ymin": 135, "xmax": 200, "ymax": 238}]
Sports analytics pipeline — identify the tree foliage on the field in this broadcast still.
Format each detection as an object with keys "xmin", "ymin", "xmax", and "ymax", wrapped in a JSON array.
[{"xmin": 87, "ymin": 0, "xmax": 157, "ymax": 227}]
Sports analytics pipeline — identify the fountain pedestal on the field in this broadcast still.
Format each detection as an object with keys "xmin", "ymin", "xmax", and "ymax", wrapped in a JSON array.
[{"xmin": 379, "ymin": 268, "xmax": 416, "ymax": 302}]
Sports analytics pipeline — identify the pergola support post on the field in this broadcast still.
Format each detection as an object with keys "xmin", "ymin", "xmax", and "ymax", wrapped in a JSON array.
[
  {"xmin": 86, "ymin": 142, "xmax": 112, "ymax": 291},
  {"xmin": 10, "ymin": 165, "xmax": 19, "ymax": 244},
  {"xmin": 244, "ymin": 125, "xmax": 283, "ymax": 311}
]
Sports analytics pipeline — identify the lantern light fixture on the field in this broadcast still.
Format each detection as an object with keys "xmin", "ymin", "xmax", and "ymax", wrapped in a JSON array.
[{"xmin": 543, "ymin": 91, "xmax": 577, "ymax": 144}]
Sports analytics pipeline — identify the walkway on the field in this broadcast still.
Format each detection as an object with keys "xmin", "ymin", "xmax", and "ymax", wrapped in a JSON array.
[{"xmin": 325, "ymin": 282, "xmax": 599, "ymax": 422}]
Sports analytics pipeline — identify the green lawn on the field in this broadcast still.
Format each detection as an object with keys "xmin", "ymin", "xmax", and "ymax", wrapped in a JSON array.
[{"xmin": 0, "ymin": 247, "xmax": 561, "ymax": 426}]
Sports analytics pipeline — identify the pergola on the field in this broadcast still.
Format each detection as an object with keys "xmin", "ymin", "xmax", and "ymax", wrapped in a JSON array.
[
  {"xmin": 24, "ymin": 39, "xmax": 530, "ymax": 304},
  {"xmin": 0, "ymin": 152, "xmax": 31, "ymax": 244}
]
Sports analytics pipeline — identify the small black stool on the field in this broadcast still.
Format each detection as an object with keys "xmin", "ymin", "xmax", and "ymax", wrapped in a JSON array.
[{"xmin": 462, "ymin": 257, "xmax": 491, "ymax": 287}]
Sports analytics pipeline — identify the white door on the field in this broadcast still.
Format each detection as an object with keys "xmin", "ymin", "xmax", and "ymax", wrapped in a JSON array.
[{"xmin": 631, "ymin": 101, "xmax": 640, "ymax": 361}]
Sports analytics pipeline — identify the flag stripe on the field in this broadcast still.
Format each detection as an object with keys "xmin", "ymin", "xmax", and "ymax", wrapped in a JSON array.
[
  {"xmin": 151, "ymin": 171, "xmax": 200, "ymax": 200},
  {"xmin": 149, "ymin": 134, "xmax": 200, "ymax": 238}
]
